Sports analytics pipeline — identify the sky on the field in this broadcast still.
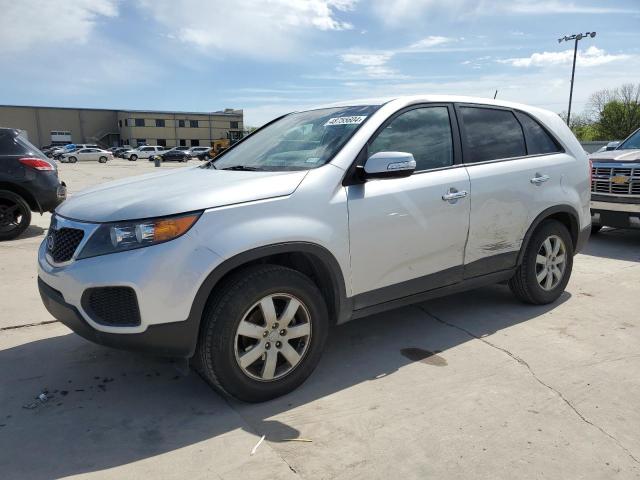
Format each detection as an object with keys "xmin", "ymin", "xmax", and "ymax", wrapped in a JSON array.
[{"xmin": 1, "ymin": 0, "xmax": 639, "ymax": 127}]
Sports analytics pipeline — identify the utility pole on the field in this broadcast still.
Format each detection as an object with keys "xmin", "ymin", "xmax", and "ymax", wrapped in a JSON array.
[{"xmin": 558, "ymin": 31, "xmax": 596, "ymax": 126}]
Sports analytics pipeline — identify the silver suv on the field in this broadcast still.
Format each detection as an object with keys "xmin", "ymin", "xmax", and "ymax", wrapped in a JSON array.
[{"xmin": 38, "ymin": 96, "xmax": 591, "ymax": 402}]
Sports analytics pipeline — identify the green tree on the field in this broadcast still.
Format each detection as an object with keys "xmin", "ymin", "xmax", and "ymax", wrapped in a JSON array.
[{"xmin": 587, "ymin": 83, "xmax": 640, "ymax": 140}]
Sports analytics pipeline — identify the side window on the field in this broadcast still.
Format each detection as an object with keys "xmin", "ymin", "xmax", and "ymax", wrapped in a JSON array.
[
  {"xmin": 460, "ymin": 107, "xmax": 526, "ymax": 163},
  {"xmin": 369, "ymin": 107, "xmax": 454, "ymax": 171},
  {"xmin": 515, "ymin": 112, "xmax": 562, "ymax": 155}
]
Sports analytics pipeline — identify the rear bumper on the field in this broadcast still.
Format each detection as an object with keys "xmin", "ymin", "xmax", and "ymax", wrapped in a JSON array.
[{"xmin": 38, "ymin": 277, "xmax": 197, "ymax": 357}]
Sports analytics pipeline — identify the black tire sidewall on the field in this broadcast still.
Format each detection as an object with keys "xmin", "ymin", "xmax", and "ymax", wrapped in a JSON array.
[
  {"xmin": 199, "ymin": 265, "xmax": 329, "ymax": 402},
  {"xmin": 0, "ymin": 191, "xmax": 31, "ymax": 240},
  {"xmin": 69, "ymin": 156, "xmax": 77, "ymax": 163},
  {"xmin": 522, "ymin": 220, "xmax": 573, "ymax": 303},
  {"xmin": 99, "ymin": 156, "xmax": 107, "ymax": 163}
]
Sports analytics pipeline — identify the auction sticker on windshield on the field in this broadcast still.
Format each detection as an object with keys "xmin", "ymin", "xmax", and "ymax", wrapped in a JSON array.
[{"xmin": 324, "ymin": 116, "xmax": 367, "ymax": 126}]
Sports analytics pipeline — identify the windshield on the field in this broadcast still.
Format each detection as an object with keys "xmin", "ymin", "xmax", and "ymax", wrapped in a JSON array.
[
  {"xmin": 618, "ymin": 129, "xmax": 640, "ymax": 150},
  {"xmin": 208, "ymin": 105, "xmax": 379, "ymax": 171}
]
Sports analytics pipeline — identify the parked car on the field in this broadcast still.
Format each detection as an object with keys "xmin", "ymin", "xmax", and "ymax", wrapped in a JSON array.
[
  {"xmin": 171, "ymin": 146, "xmax": 194, "ymax": 157},
  {"xmin": 156, "ymin": 149, "xmax": 189, "ymax": 162},
  {"xmin": 112, "ymin": 146, "xmax": 131, "ymax": 158},
  {"xmin": 0, "ymin": 128, "xmax": 66, "ymax": 240},
  {"xmin": 594, "ymin": 141, "xmax": 620, "ymax": 153},
  {"xmin": 52, "ymin": 144, "xmax": 100, "ymax": 160},
  {"xmin": 38, "ymin": 96, "xmax": 590, "ymax": 402},
  {"xmin": 589, "ymin": 128, "xmax": 640, "ymax": 233},
  {"xmin": 190, "ymin": 146, "xmax": 211, "ymax": 160},
  {"xmin": 60, "ymin": 148, "xmax": 113, "ymax": 163},
  {"xmin": 122, "ymin": 145, "xmax": 166, "ymax": 161}
]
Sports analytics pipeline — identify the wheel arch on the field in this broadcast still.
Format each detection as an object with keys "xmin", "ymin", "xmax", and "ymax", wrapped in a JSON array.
[
  {"xmin": 0, "ymin": 182, "xmax": 41, "ymax": 213},
  {"xmin": 517, "ymin": 205, "xmax": 580, "ymax": 266},
  {"xmin": 184, "ymin": 242, "xmax": 352, "ymax": 357}
]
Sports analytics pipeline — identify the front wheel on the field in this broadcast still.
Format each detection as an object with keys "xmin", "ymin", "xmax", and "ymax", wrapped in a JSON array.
[
  {"xmin": 68, "ymin": 156, "xmax": 77, "ymax": 163},
  {"xmin": 195, "ymin": 265, "xmax": 329, "ymax": 402},
  {"xmin": 98, "ymin": 156, "xmax": 108, "ymax": 163},
  {"xmin": 0, "ymin": 191, "xmax": 31, "ymax": 241},
  {"xmin": 129, "ymin": 155, "xmax": 137, "ymax": 161},
  {"xmin": 509, "ymin": 219, "xmax": 573, "ymax": 305}
]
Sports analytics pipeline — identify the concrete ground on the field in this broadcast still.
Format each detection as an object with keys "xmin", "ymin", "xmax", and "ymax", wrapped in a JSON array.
[{"xmin": 1, "ymin": 159, "xmax": 639, "ymax": 479}]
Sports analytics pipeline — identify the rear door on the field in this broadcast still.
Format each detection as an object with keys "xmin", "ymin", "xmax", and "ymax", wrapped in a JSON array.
[
  {"xmin": 456, "ymin": 104, "xmax": 562, "ymax": 277},
  {"xmin": 346, "ymin": 104, "xmax": 471, "ymax": 307}
]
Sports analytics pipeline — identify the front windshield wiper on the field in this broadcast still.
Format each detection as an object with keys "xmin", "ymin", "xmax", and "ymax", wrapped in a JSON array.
[{"xmin": 221, "ymin": 165, "xmax": 263, "ymax": 171}]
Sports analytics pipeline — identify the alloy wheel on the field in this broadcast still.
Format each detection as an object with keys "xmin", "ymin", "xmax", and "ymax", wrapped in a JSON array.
[
  {"xmin": 535, "ymin": 234, "xmax": 567, "ymax": 291},
  {"xmin": 0, "ymin": 200, "xmax": 26, "ymax": 234},
  {"xmin": 233, "ymin": 293, "xmax": 312, "ymax": 382}
]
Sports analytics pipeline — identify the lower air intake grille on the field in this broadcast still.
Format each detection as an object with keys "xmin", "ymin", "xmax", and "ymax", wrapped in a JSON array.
[{"xmin": 81, "ymin": 287, "xmax": 141, "ymax": 326}]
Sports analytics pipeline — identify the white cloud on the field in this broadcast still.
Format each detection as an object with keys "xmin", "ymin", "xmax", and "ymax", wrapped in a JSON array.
[
  {"xmin": 371, "ymin": 0, "xmax": 639, "ymax": 25},
  {"xmin": 340, "ymin": 53, "xmax": 393, "ymax": 66},
  {"xmin": 0, "ymin": 0, "xmax": 118, "ymax": 53},
  {"xmin": 409, "ymin": 36, "xmax": 455, "ymax": 49},
  {"xmin": 339, "ymin": 52, "xmax": 406, "ymax": 79},
  {"xmin": 137, "ymin": 0, "xmax": 357, "ymax": 59},
  {"xmin": 499, "ymin": 46, "xmax": 631, "ymax": 68}
]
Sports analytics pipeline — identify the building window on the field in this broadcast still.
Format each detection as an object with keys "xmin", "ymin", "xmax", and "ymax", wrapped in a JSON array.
[
  {"xmin": 155, "ymin": 119, "xmax": 165, "ymax": 127},
  {"xmin": 230, "ymin": 121, "xmax": 239, "ymax": 129},
  {"xmin": 135, "ymin": 118, "xmax": 145, "ymax": 127},
  {"xmin": 118, "ymin": 120, "xmax": 122, "ymax": 127},
  {"xmin": 136, "ymin": 138, "xmax": 146, "ymax": 146},
  {"xmin": 157, "ymin": 139, "xmax": 167, "ymax": 147},
  {"xmin": 178, "ymin": 120, "xmax": 185, "ymax": 128},
  {"xmin": 189, "ymin": 120, "xmax": 198, "ymax": 128},
  {"xmin": 179, "ymin": 139, "xmax": 186, "ymax": 146},
  {"xmin": 191, "ymin": 139, "xmax": 200, "ymax": 147}
]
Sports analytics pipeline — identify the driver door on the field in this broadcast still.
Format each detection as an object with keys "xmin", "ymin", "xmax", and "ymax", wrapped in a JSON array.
[{"xmin": 346, "ymin": 104, "xmax": 471, "ymax": 309}]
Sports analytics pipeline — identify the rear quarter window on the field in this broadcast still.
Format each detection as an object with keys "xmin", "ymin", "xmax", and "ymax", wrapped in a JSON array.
[{"xmin": 515, "ymin": 112, "xmax": 562, "ymax": 155}]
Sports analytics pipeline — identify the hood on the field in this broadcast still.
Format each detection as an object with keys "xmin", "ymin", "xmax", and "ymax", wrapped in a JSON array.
[
  {"xmin": 56, "ymin": 166, "xmax": 308, "ymax": 222},
  {"xmin": 590, "ymin": 149, "xmax": 640, "ymax": 162}
]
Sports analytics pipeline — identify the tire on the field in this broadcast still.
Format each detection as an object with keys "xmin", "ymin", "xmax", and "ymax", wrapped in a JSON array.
[
  {"xmin": 195, "ymin": 264, "xmax": 329, "ymax": 402},
  {"xmin": 98, "ymin": 156, "xmax": 108, "ymax": 163},
  {"xmin": 591, "ymin": 224, "xmax": 602, "ymax": 235},
  {"xmin": 129, "ymin": 155, "xmax": 137, "ymax": 161},
  {"xmin": 0, "ymin": 191, "xmax": 32, "ymax": 241},
  {"xmin": 68, "ymin": 156, "xmax": 77, "ymax": 163},
  {"xmin": 509, "ymin": 219, "xmax": 573, "ymax": 305}
]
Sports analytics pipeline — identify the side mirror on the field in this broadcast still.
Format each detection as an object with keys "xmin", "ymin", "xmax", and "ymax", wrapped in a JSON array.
[
  {"xmin": 363, "ymin": 151, "xmax": 416, "ymax": 179},
  {"xmin": 605, "ymin": 141, "xmax": 620, "ymax": 151}
]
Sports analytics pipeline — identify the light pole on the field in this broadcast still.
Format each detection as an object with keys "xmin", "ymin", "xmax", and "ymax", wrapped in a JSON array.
[{"xmin": 558, "ymin": 31, "xmax": 596, "ymax": 126}]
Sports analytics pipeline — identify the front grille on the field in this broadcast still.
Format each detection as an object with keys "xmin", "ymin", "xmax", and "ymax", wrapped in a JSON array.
[
  {"xmin": 81, "ymin": 287, "xmax": 141, "ymax": 326},
  {"xmin": 591, "ymin": 165, "xmax": 640, "ymax": 196},
  {"xmin": 48, "ymin": 228, "xmax": 84, "ymax": 263}
]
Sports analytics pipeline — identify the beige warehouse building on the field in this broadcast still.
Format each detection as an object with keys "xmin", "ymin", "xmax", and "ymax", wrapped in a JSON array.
[{"xmin": 0, "ymin": 105, "xmax": 243, "ymax": 148}]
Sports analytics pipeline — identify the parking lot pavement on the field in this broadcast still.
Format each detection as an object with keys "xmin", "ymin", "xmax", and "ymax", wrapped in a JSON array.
[{"xmin": 1, "ymin": 160, "xmax": 640, "ymax": 479}]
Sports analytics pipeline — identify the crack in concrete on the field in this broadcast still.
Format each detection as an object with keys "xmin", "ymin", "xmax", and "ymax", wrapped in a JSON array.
[
  {"xmin": 417, "ymin": 305, "xmax": 640, "ymax": 466},
  {"xmin": 1, "ymin": 320, "xmax": 59, "ymax": 331}
]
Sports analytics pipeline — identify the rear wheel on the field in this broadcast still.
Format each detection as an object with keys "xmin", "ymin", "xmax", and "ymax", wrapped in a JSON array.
[
  {"xmin": 195, "ymin": 265, "xmax": 329, "ymax": 402},
  {"xmin": 509, "ymin": 220, "xmax": 573, "ymax": 304},
  {"xmin": 0, "ymin": 191, "xmax": 31, "ymax": 241},
  {"xmin": 98, "ymin": 156, "xmax": 108, "ymax": 163}
]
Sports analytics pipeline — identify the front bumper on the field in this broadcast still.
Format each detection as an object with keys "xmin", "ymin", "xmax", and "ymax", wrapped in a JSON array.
[
  {"xmin": 591, "ymin": 198, "xmax": 640, "ymax": 229},
  {"xmin": 38, "ymin": 278, "xmax": 197, "ymax": 357}
]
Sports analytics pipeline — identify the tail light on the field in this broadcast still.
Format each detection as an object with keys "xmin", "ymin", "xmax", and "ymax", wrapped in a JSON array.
[{"xmin": 19, "ymin": 158, "xmax": 54, "ymax": 171}]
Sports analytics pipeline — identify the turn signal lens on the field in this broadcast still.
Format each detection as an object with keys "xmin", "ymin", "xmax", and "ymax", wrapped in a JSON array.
[{"xmin": 152, "ymin": 215, "xmax": 199, "ymax": 242}]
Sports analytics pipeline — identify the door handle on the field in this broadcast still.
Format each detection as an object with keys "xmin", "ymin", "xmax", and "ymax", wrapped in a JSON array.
[
  {"xmin": 442, "ymin": 188, "xmax": 468, "ymax": 202},
  {"xmin": 530, "ymin": 174, "xmax": 550, "ymax": 185}
]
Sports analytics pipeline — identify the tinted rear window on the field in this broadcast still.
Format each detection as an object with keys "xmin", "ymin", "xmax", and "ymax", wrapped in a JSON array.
[
  {"xmin": 460, "ymin": 107, "xmax": 526, "ymax": 163},
  {"xmin": 515, "ymin": 112, "xmax": 561, "ymax": 155},
  {"xmin": 0, "ymin": 132, "xmax": 46, "ymax": 158}
]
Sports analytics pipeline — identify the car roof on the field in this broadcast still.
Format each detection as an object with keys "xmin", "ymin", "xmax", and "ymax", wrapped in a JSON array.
[{"xmin": 307, "ymin": 94, "xmax": 551, "ymax": 116}]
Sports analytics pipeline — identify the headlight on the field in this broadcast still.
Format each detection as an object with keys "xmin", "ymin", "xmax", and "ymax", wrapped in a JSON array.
[{"xmin": 77, "ymin": 212, "xmax": 201, "ymax": 259}]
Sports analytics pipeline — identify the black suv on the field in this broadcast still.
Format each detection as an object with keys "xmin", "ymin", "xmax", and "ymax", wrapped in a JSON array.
[{"xmin": 0, "ymin": 128, "xmax": 66, "ymax": 240}]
